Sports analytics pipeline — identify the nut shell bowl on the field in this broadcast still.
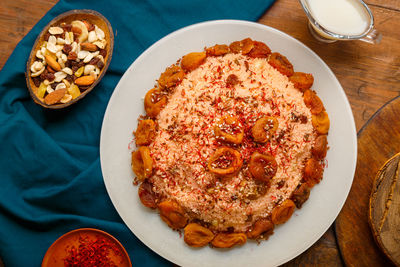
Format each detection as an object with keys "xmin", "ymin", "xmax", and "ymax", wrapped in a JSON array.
[{"xmin": 26, "ymin": 9, "xmax": 114, "ymax": 109}]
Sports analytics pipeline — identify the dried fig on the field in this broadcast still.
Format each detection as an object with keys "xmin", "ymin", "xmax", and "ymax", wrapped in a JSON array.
[{"xmin": 291, "ymin": 183, "xmax": 310, "ymax": 208}]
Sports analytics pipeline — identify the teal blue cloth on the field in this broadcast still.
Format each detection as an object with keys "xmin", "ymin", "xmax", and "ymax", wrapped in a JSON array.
[{"xmin": 0, "ymin": 0, "xmax": 275, "ymax": 266}]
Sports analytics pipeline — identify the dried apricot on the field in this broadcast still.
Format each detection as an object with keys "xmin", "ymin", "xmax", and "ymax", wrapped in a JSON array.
[
  {"xmin": 131, "ymin": 146, "xmax": 153, "ymax": 181},
  {"xmin": 291, "ymin": 183, "xmax": 310, "ymax": 208},
  {"xmin": 303, "ymin": 90, "xmax": 324, "ymax": 115},
  {"xmin": 158, "ymin": 65, "xmax": 185, "ymax": 89},
  {"xmin": 271, "ymin": 199, "xmax": 296, "ymax": 225},
  {"xmin": 268, "ymin": 52, "xmax": 294, "ymax": 77},
  {"xmin": 289, "ymin": 72, "xmax": 314, "ymax": 92},
  {"xmin": 303, "ymin": 158, "xmax": 323, "ymax": 187},
  {"xmin": 246, "ymin": 218, "xmax": 274, "ymax": 240},
  {"xmin": 138, "ymin": 181, "xmax": 157, "ymax": 209},
  {"xmin": 214, "ymin": 115, "xmax": 244, "ymax": 144},
  {"xmin": 251, "ymin": 117, "xmax": 278, "ymax": 143},
  {"xmin": 249, "ymin": 152, "xmax": 277, "ymax": 183},
  {"xmin": 229, "ymin": 38, "xmax": 254, "ymax": 55},
  {"xmin": 135, "ymin": 119, "xmax": 156, "ymax": 146},
  {"xmin": 211, "ymin": 233, "xmax": 247, "ymax": 248},
  {"xmin": 206, "ymin": 44, "xmax": 230, "ymax": 56},
  {"xmin": 247, "ymin": 41, "xmax": 271, "ymax": 58},
  {"xmin": 144, "ymin": 87, "xmax": 167, "ymax": 118},
  {"xmin": 312, "ymin": 135, "xmax": 328, "ymax": 159},
  {"xmin": 181, "ymin": 52, "xmax": 207, "ymax": 72},
  {"xmin": 158, "ymin": 200, "xmax": 188, "ymax": 229},
  {"xmin": 184, "ymin": 223, "xmax": 215, "ymax": 247},
  {"xmin": 208, "ymin": 147, "xmax": 243, "ymax": 176},
  {"xmin": 312, "ymin": 111, "xmax": 330, "ymax": 134}
]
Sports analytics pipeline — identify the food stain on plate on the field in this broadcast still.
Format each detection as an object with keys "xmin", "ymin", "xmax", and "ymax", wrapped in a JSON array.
[{"xmin": 42, "ymin": 228, "xmax": 132, "ymax": 267}]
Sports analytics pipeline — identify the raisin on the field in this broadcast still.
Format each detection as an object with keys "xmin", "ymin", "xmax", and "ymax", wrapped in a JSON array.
[
  {"xmin": 43, "ymin": 32, "xmax": 50, "ymax": 41},
  {"xmin": 51, "ymin": 83, "xmax": 58, "ymax": 89},
  {"xmin": 73, "ymin": 32, "xmax": 80, "ymax": 40},
  {"xmin": 97, "ymin": 60, "xmax": 104, "ymax": 69},
  {"xmin": 64, "ymin": 60, "xmax": 71, "ymax": 68},
  {"xmin": 46, "ymin": 72, "xmax": 55, "ymax": 82},
  {"xmin": 61, "ymin": 23, "xmax": 72, "ymax": 32},
  {"xmin": 55, "ymin": 32, "xmax": 65, "ymax": 39},
  {"xmin": 87, "ymin": 23, "xmax": 95, "ymax": 31},
  {"xmin": 68, "ymin": 51, "xmax": 77, "ymax": 61},
  {"xmin": 63, "ymin": 44, "xmax": 72, "ymax": 54},
  {"xmin": 226, "ymin": 74, "xmax": 239, "ymax": 87},
  {"xmin": 40, "ymin": 69, "xmax": 48, "ymax": 81},
  {"xmin": 88, "ymin": 57, "xmax": 100, "ymax": 65},
  {"xmin": 65, "ymin": 74, "xmax": 74, "ymax": 83},
  {"xmin": 299, "ymin": 115, "xmax": 308, "ymax": 124},
  {"xmin": 71, "ymin": 65, "xmax": 79, "ymax": 72},
  {"xmin": 99, "ymin": 49, "xmax": 107, "ymax": 57},
  {"xmin": 78, "ymin": 85, "xmax": 90, "ymax": 91},
  {"xmin": 32, "ymin": 76, "xmax": 41, "ymax": 87}
]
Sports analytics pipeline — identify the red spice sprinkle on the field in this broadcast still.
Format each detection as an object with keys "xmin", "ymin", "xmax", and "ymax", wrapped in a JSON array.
[{"xmin": 64, "ymin": 235, "xmax": 122, "ymax": 267}]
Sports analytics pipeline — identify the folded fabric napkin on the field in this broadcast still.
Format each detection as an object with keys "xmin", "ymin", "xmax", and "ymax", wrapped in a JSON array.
[{"xmin": 0, "ymin": 0, "xmax": 275, "ymax": 265}]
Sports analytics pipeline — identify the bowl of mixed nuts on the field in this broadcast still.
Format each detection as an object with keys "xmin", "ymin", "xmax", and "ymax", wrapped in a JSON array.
[{"xmin": 26, "ymin": 9, "xmax": 114, "ymax": 108}]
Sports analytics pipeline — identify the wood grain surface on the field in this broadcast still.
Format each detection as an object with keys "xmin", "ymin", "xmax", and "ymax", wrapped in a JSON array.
[{"xmin": 0, "ymin": 0, "xmax": 399, "ymax": 266}]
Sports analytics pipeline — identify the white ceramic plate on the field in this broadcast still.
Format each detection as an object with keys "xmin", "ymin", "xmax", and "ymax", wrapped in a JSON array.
[{"xmin": 100, "ymin": 20, "xmax": 357, "ymax": 267}]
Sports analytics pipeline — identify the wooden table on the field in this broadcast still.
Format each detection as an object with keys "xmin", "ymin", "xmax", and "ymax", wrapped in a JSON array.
[{"xmin": 1, "ymin": 0, "xmax": 399, "ymax": 266}]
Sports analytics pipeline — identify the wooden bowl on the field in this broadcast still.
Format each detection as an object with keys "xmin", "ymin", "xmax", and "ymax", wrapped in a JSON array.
[
  {"xmin": 42, "ymin": 228, "xmax": 132, "ymax": 267},
  {"xmin": 26, "ymin": 9, "xmax": 114, "ymax": 109}
]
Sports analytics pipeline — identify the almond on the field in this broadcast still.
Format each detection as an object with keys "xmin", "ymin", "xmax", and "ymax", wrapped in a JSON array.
[
  {"xmin": 44, "ymin": 55, "xmax": 61, "ymax": 71},
  {"xmin": 44, "ymin": 88, "xmax": 67, "ymax": 105},
  {"xmin": 75, "ymin": 75, "xmax": 95, "ymax": 86},
  {"xmin": 80, "ymin": 42, "xmax": 98, "ymax": 52}
]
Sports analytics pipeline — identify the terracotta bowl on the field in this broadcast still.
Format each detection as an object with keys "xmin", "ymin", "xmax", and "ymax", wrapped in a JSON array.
[
  {"xmin": 26, "ymin": 9, "xmax": 114, "ymax": 109},
  {"xmin": 41, "ymin": 228, "xmax": 132, "ymax": 267}
]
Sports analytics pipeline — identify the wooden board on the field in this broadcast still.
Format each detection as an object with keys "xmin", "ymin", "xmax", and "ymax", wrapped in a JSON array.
[{"xmin": 335, "ymin": 96, "xmax": 400, "ymax": 267}]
